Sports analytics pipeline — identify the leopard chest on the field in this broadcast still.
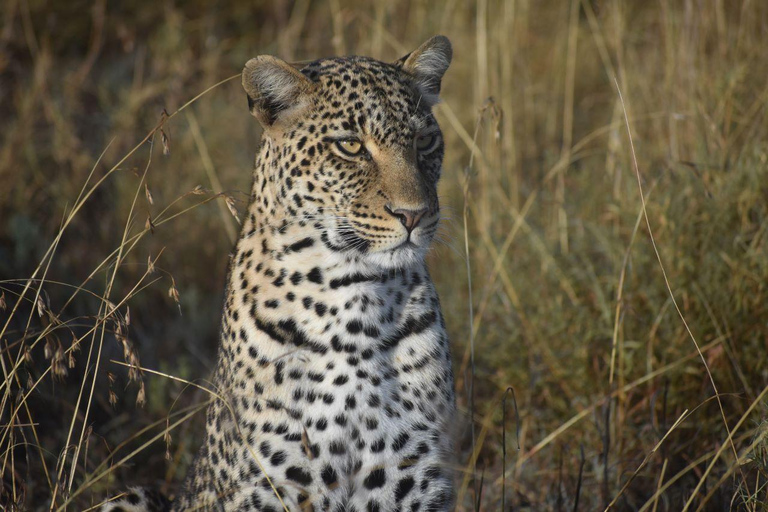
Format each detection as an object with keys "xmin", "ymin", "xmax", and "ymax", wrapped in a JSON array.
[{"xmin": 219, "ymin": 270, "xmax": 451, "ymax": 456}]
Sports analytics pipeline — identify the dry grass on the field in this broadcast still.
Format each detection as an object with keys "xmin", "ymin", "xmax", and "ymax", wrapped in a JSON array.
[{"xmin": 1, "ymin": 1, "xmax": 767, "ymax": 510}]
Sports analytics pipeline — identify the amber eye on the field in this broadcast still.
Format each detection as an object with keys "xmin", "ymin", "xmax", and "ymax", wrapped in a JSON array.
[
  {"xmin": 335, "ymin": 139, "xmax": 363, "ymax": 157},
  {"xmin": 415, "ymin": 133, "xmax": 439, "ymax": 153}
]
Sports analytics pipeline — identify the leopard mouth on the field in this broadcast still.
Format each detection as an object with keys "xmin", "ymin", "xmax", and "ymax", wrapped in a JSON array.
[
  {"xmin": 390, "ymin": 238, "xmax": 418, "ymax": 251},
  {"xmin": 335, "ymin": 227, "xmax": 418, "ymax": 255},
  {"xmin": 331, "ymin": 216, "xmax": 431, "ymax": 256}
]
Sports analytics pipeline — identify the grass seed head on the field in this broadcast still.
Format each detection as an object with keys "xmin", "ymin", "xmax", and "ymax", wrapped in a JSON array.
[
  {"xmin": 136, "ymin": 380, "xmax": 146, "ymax": 407},
  {"xmin": 160, "ymin": 128, "xmax": 171, "ymax": 156},
  {"xmin": 144, "ymin": 183, "xmax": 154, "ymax": 205},
  {"xmin": 225, "ymin": 195, "xmax": 241, "ymax": 224},
  {"xmin": 168, "ymin": 278, "xmax": 180, "ymax": 304},
  {"xmin": 52, "ymin": 344, "xmax": 68, "ymax": 380},
  {"xmin": 36, "ymin": 295, "xmax": 46, "ymax": 317},
  {"xmin": 146, "ymin": 214, "xmax": 155, "ymax": 234},
  {"xmin": 164, "ymin": 426, "xmax": 172, "ymax": 461}
]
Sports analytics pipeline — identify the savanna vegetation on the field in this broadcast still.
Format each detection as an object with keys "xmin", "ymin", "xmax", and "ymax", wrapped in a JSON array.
[{"xmin": 1, "ymin": 1, "xmax": 767, "ymax": 510}]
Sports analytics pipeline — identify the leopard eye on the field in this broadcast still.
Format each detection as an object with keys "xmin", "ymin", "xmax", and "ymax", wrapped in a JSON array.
[
  {"xmin": 335, "ymin": 139, "xmax": 363, "ymax": 157},
  {"xmin": 415, "ymin": 133, "xmax": 439, "ymax": 154}
]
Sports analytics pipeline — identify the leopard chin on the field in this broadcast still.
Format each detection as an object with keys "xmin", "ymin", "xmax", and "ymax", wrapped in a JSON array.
[{"xmin": 365, "ymin": 242, "xmax": 427, "ymax": 270}]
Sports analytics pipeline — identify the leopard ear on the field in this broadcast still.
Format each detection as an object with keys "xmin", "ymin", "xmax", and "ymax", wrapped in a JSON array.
[
  {"xmin": 396, "ymin": 35, "xmax": 452, "ymax": 98},
  {"xmin": 242, "ymin": 56, "xmax": 313, "ymax": 127}
]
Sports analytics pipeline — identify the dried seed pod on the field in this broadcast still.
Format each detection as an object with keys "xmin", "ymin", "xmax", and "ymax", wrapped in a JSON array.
[
  {"xmin": 191, "ymin": 185, "xmax": 206, "ymax": 195},
  {"xmin": 109, "ymin": 389, "xmax": 118, "ymax": 407},
  {"xmin": 0, "ymin": 291, "xmax": 6, "ymax": 311},
  {"xmin": 147, "ymin": 255, "xmax": 156, "ymax": 274}
]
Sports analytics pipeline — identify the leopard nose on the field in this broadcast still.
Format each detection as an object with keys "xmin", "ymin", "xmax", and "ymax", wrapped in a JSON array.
[{"xmin": 385, "ymin": 206, "xmax": 428, "ymax": 233}]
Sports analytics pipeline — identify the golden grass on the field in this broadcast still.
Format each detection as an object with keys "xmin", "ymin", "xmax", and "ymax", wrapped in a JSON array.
[{"xmin": 1, "ymin": 1, "xmax": 767, "ymax": 510}]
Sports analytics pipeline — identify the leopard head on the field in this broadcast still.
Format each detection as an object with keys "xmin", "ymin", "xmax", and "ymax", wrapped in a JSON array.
[{"xmin": 242, "ymin": 36, "xmax": 452, "ymax": 270}]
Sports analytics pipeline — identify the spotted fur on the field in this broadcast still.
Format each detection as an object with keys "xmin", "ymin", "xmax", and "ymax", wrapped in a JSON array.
[{"xmin": 104, "ymin": 35, "xmax": 455, "ymax": 512}]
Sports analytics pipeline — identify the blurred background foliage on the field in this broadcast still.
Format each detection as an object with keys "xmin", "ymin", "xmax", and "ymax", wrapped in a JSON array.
[{"xmin": 1, "ymin": 0, "xmax": 768, "ymax": 510}]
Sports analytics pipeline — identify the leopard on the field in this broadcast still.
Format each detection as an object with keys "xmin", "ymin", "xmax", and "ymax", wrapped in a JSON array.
[{"xmin": 102, "ymin": 35, "xmax": 456, "ymax": 512}]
